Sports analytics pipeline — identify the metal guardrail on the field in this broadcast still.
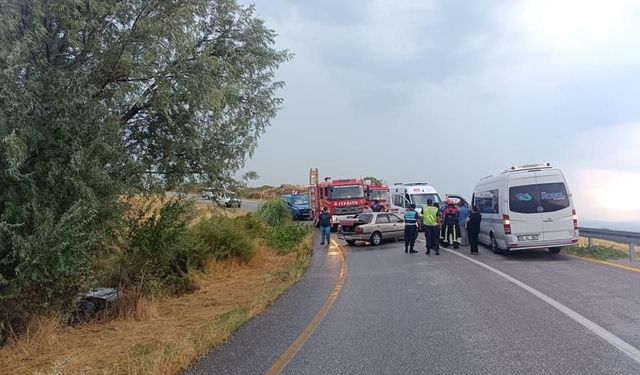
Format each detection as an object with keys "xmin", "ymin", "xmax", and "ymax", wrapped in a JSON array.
[{"xmin": 579, "ymin": 227, "xmax": 640, "ymax": 262}]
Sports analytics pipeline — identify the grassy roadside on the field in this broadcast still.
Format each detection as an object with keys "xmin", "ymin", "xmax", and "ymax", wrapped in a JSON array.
[
  {"xmin": 0, "ymin": 236, "xmax": 312, "ymax": 375},
  {"xmin": 564, "ymin": 244, "xmax": 629, "ymax": 261}
]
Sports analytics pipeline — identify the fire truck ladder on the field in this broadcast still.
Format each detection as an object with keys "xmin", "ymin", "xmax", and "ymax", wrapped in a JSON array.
[{"xmin": 309, "ymin": 168, "xmax": 319, "ymax": 186}]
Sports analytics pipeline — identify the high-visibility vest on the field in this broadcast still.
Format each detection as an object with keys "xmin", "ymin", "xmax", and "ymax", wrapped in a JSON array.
[
  {"xmin": 404, "ymin": 210, "xmax": 418, "ymax": 224},
  {"xmin": 423, "ymin": 206, "xmax": 439, "ymax": 226}
]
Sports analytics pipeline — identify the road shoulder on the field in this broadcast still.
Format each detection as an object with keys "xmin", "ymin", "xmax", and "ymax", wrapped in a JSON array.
[{"xmin": 183, "ymin": 231, "xmax": 342, "ymax": 375}]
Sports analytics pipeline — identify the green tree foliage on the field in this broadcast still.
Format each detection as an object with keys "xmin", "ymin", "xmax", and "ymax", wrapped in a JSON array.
[
  {"xmin": 363, "ymin": 176, "xmax": 384, "ymax": 185},
  {"xmin": 0, "ymin": 0, "xmax": 288, "ymax": 339}
]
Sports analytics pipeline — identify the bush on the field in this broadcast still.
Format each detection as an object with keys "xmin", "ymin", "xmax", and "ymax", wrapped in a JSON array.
[
  {"xmin": 256, "ymin": 200, "xmax": 291, "ymax": 227},
  {"xmin": 233, "ymin": 213, "xmax": 265, "ymax": 238},
  {"xmin": 113, "ymin": 197, "xmax": 197, "ymax": 295},
  {"xmin": 265, "ymin": 224, "xmax": 310, "ymax": 254},
  {"xmin": 190, "ymin": 216, "xmax": 256, "ymax": 263},
  {"xmin": 0, "ymin": 202, "xmax": 103, "ymax": 344}
]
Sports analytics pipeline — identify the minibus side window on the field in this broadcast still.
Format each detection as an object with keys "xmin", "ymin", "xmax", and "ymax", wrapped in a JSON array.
[{"xmin": 475, "ymin": 189, "xmax": 499, "ymax": 214}]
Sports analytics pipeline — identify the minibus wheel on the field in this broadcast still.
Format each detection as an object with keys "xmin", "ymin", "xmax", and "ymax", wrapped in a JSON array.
[
  {"xmin": 491, "ymin": 234, "xmax": 501, "ymax": 254},
  {"xmin": 548, "ymin": 247, "xmax": 562, "ymax": 254}
]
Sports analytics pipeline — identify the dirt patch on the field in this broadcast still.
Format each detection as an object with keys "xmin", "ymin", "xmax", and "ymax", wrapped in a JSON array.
[{"xmin": 0, "ymin": 239, "xmax": 312, "ymax": 375}]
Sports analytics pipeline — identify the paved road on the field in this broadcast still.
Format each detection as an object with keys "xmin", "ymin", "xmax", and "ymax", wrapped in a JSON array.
[
  {"xmin": 192, "ymin": 196, "xmax": 262, "ymax": 213},
  {"xmin": 185, "ymin": 233, "xmax": 640, "ymax": 375}
]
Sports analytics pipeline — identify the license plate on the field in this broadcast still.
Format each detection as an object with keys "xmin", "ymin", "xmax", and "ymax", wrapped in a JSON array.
[{"xmin": 518, "ymin": 235, "xmax": 539, "ymax": 241}]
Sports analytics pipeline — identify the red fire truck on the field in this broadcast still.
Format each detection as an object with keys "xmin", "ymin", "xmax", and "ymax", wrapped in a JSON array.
[
  {"xmin": 364, "ymin": 183, "xmax": 390, "ymax": 208},
  {"xmin": 309, "ymin": 168, "xmax": 368, "ymax": 231}
]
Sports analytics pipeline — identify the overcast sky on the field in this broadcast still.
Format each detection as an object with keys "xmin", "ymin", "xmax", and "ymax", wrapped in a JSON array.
[{"xmin": 241, "ymin": 0, "xmax": 640, "ymax": 229}]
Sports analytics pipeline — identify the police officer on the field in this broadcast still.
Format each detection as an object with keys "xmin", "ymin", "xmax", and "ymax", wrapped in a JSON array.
[
  {"xmin": 422, "ymin": 199, "xmax": 441, "ymax": 255},
  {"xmin": 442, "ymin": 199, "xmax": 460, "ymax": 249},
  {"xmin": 404, "ymin": 203, "xmax": 421, "ymax": 253}
]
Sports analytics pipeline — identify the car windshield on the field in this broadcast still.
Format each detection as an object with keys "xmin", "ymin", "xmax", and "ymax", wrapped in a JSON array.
[
  {"xmin": 368, "ymin": 190, "xmax": 389, "ymax": 201},
  {"xmin": 290, "ymin": 196, "xmax": 309, "ymax": 205},
  {"xmin": 410, "ymin": 193, "xmax": 441, "ymax": 206},
  {"xmin": 329, "ymin": 185, "xmax": 364, "ymax": 199}
]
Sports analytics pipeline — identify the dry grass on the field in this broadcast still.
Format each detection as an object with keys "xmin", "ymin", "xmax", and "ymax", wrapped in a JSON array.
[
  {"xmin": 0, "ymin": 237, "xmax": 313, "ymax": 375},
  {"xmin": 578, "ymin": 237, "xmax": 630, "ymax": 252}
]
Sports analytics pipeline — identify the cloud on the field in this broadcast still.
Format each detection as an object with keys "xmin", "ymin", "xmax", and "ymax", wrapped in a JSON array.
[
  {"xmin": 563, "ymin": 123, "xmax": 640, "ymax": 225},
  {"xmin": 243, "ymin": 0, "xmax": 640, "ymax": 230}
]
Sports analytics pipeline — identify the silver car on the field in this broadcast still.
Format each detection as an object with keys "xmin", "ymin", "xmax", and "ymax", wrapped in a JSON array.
[{"xmin": 337, "ymin": 212, "xmax": 406, "ymax": 246}]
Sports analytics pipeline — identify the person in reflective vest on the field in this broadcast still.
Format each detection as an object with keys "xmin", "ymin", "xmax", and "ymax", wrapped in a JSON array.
[
  {"xmin": 422, "ymin": 199, "xmax": 441, "ymax": 255},
  {"xmin": 404, "ymin": 204, "xmax": 421, "ymax": 253},
  {"xmin": 442, "ymin": 199, "xmax": 460, "ymax": 249}
]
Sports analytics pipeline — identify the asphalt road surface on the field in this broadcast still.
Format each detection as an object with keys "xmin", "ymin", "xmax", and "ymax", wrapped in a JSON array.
[
  {"xmin": 192, "ymin": 196, "xmax": 261, "ymax": 213},
  {"xmin": 185, "ymin": 232, "xmax": 640, "ymax": 375}
]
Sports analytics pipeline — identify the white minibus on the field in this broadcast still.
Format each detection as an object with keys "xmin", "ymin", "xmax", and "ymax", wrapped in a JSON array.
[{"xmin": 471, "ymin": 163, "xmax": 578, "ymax": 254}]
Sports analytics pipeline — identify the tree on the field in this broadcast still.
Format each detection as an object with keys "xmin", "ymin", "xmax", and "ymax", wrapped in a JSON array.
[
  {"xmin": 363, "ymin": 176, "xmax": 384, "ymax": 185},
  {"xmin": 0, "ymin": 0, "xmax": 289, "ymax": 339}
]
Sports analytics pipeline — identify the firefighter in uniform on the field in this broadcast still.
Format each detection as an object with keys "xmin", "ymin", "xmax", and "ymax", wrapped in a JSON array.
[
  {"xmin": 422, "ymin": 199, "xmax": 441, "ymax": 255},
  {"xmin": 441, "ymin": 199, "xmax": 460, "ymax": 249},
  {"xmin": 403, "ymin": 204, "xmax": 421, "ymax": 253}
]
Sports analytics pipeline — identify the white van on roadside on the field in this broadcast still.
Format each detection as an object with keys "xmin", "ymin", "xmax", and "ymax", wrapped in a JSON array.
[
  {"xmin": 389, "ymin": 183, "xmax": 442, "ymax": 214},
  {"xmin": 471, "ymin": 163, "xmax": 579, "ymax": 254}
]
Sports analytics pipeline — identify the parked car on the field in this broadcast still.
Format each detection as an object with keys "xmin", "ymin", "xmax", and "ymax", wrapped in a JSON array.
[
  {"xmin": 216, "ymin": 193, "xmax": 241, "ymax": 208},
  {"xmin": 337, "ymin": 212, "xmax": 406, "ymax": 246},
  {"xmin": 281, "ymin": 194, "xmax": 311, "ymax": 220},
  {"xmin": 201, "ymin": 187, "xmax": 215, "ymax": 200}
]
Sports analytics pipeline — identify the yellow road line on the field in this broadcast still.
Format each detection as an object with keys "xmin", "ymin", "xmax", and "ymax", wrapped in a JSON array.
[
  {"xmin": 264, "ymin": 239, "xmax": 348, "ymax": 375},
  {"xmin": 567, "ymin": 255, "xmax": 640, "ymax": 274}
]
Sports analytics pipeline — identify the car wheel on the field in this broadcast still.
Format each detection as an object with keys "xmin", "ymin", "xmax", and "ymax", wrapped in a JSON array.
[
  {"xmin": 549, "ymin": 247, "xmax": 562, "ymax": 254},
  {"xmin": 491, "ymin": 234, "xmax": 501, "ymax": 254},
  {"xmin": 370, "ymin": 232, "xmax": 382, "ymax": 246},
  {"xmin": 346, "ymin": 240, "xmax": 356, "ymax": 246}
]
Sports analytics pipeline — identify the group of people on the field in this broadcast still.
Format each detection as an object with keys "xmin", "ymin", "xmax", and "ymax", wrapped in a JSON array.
[
  {"xmin": 315, "ymin": 198, "xmax": 482, "ymax": 254},
  {"xmin": 403, "ymin": 199, "xmax": 482, "ymax": 255}
]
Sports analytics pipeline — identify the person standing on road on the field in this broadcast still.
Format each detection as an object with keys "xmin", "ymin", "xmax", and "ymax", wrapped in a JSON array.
[
  {"xmin": 457, "ymin": 202, "xmax": 470, "ymax": 246},
  {"xmin": 467, "ymin": 206, "xmax": 482, "ymax": 255},
  {"xmin": 442, "ymin": 199, "xmax": 460, "ymax": 249},
  {"xmin": 318, "ymin": 207, "xmax": 332, "ymax": 246},
  {"xmin": 422, "ymin": 199, "xmax": 441, "ymax": 255},
  {"xmin": 371, "ymin": 200, "xmax": 384, "ymax": 212},
  {"xmin": 404, "ymin": 204, "xmax": 422, "ymax": 253}
]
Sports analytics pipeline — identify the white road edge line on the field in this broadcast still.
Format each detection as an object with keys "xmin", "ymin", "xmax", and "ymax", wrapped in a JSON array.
[{"xmin": 415, "ymin": 239, "xmax": 640, "ymax": 366}]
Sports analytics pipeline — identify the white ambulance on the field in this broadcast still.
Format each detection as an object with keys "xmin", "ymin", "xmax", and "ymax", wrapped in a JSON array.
[
  {"xmin": 471, "ymin": 163, "xmax": 579, "ymax": 254},
  {"xmin": 388, "ymin": 183, "xmax": 442, "ymax": 214}
]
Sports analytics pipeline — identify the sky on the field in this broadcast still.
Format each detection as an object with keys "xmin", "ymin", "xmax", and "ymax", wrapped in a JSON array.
[{"xmin": 240, "ymin": 0, "xmax": 640, "ymax": 230}]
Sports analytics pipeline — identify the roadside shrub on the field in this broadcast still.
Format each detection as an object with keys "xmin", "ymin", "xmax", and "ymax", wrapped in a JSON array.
[
  {"xmin": 113, "ymin": 197, "xmax": 197, "ymax": 295},
  {"xmin": 190, "ymin": 216, "xmax": 256, "ymax": 263},
  {"xmin": 265, "ymin": 224, "xmax": 310, "ymax": 254},
  {"xmin": 233, "ymin": 212, "xmax": 266, "ymax": 238},
  {"xmin": 0, "ymin": 203, "xmax": 103, "ymax": 344},
  {"xmin": 256, "ymin": 200, "xmax": 291, "ymax": 227}
]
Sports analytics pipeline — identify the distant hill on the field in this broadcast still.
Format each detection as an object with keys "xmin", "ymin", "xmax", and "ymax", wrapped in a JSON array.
[{"xmin": 239, "ymin": 184, "xmax": 307, "ymax": 200}]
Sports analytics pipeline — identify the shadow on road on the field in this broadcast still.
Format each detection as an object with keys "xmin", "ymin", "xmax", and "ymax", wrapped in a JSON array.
[{"xmin": 485, "ymin": 247, "xmax": 573, "ymax": 262}]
